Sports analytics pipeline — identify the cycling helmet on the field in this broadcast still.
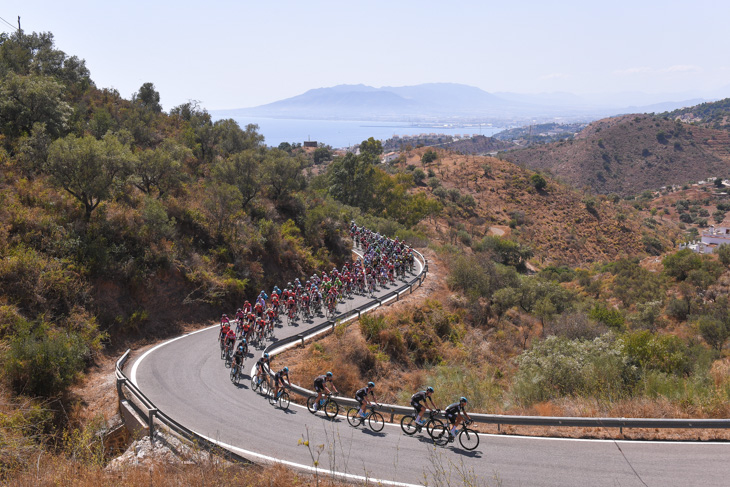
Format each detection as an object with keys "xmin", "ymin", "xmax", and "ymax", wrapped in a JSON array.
[
  {"xmin": 242, "ymin": 339, "xmax": 247, "ymax": 344},
  {"xmin": 222, "ymin": 313, "xmax": 227, "ymax": 317},
  {"xmin": 238, "ymin": 345, "xmax": 244, "ymax": 351},
  {"xmin": 326, "ymin": 371, "xmax": 333, "ymax": 378},
  {"xmin": 283, "ymin": 367, "xmax": 289, "ymax": 373},
  {"xmin": 368, "ymin": 381, "xmax": 375, "ymax": 387},
  {"xmin": 426, "ymin": 386, "xmax": 434, "ymax": 393},
  {"xmin": 264, "ymin": 353, "xmax": 269, "ymax": 359},
  {"xmin": 460, "ymin": 396, "xmax": 468, "ymax": 403}
]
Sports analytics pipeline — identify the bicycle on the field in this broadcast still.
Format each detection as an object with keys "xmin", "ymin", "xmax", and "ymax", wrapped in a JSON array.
[
  {"xmin": 251, "ymin": 374, "xmax": 269, "ymax": 396},
  {"xmin": 400, "ymin": 409, "xmax": 444, "ymax": 438},
  {"xmin": 230, "ymin": 362, "xmax": 242, "ymax": 384},
  {"xmin": 346, "ymin": 404, "xmax": 384, "ymax": 432},
  {"xmin": 268, "ymin": 386, "xmax": 291, "ymax": 410},
  {"xmin": 432, "ymin": 419, "xmax": 480, "ymax": 450},
  {"xmin": 307, "ymin": 393, "xmax": 339, "ymax": 419}
]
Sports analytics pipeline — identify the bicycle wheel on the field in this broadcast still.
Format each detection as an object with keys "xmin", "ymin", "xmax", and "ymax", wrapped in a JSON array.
[
  {"xmin": 279, "ymin": 392, "xmax": 290, "ymax": 410},
  {"xmin": 459, "ymin": 428, "xmax": 480, "ymax": 451},
  {"xmin": 400, "ymin": 415, "xmax": 418, "ymax": 435},
  {"xmin": 220, "ymin": 347, "xmax": 226, "ymax": 360},
  {"xmin": 431, "ymin": 424, "xmax": 450, "ymax": 446},
  {"xmin": 368, "ymin": 412, "xmax": 385, "ymax": 432},
  {"xmin": 307, "ymin": 396, "xmax": 317, "ymax": 414},
  {"xmin": 230, "ymin": 367, "xmax": 236, "ymax": 383},
  {"xmin": 260, "ymin": 379, "xmax": 269, "ymax": 396},
  {"xmin": 346, "ymin": 408, "xmax": 361, "ymax": 427},
  {"xmin": 426, "ymin": 418, "xmax": 444, "ymax": 438},
  {"xmin": 324, "ymin": 399, "xmax": 339, "ymax": 419},
  {"xmin": 251, "ymin": 376, "xmax": 260, "ymax": 392},
  {"xmin": 268, "ymin": 390, "xmax": 277, "ymax": 406},
  {"xmin": 233, "ymin": 369, "xmax": 240, "ymax": 385}
]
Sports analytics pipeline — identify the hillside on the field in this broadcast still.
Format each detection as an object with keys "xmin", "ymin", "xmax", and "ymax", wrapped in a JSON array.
[
  {"xmin": 665, "ymin": 97, "xmax": 730, "ymax": 130},
  {"xmin": 395, "ymin": 147, "xmax": 678, "ymax": 266},
  {"xmin": 502, "ymin": 114, "xmax": 730, "ymax": 196}
]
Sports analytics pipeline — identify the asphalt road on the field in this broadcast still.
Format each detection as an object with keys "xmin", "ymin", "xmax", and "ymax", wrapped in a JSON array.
[{"xmin": 130, "ymin": 258, "xmax": 730, "ymax": 486}]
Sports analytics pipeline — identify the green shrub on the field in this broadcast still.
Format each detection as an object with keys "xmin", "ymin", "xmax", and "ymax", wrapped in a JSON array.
[
  {"xmin": 513, "ymin": 334, "xmax": 634, "ymax": 405},
  {"xmin": 3, "ymin": 321, "xmax": 90, "ymax": 397},
  {"xmin": 621, "ymin": 330, "xmax": 692, "ymax": 376},
  {"xmin": 588, "ymin": 304, "xmax": 625, "ymax": 330}
]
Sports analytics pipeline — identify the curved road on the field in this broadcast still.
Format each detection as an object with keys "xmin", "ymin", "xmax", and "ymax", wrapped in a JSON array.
[{"xmin": 130, "ymin": 258, "xmax": 730, "ymax": 486}]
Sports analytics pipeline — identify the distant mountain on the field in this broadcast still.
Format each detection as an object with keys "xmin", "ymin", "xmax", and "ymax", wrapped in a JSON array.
[{"xmin": 214, "ymin": 83, "xmax": 712, "ymax": 123}]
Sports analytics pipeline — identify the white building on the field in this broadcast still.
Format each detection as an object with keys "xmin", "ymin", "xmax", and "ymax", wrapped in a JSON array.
[
  {"xmin": 680, "ymin": 226, "xmax": 730, "ymax": 254},
  {"xmin": 381, "ymin": 151, "xmax": 400, "ymax": 164}
]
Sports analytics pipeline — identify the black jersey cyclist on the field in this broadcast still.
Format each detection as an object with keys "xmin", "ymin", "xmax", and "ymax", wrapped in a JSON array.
[
  {"xmin": 273, "ymin": 367, "xmax": 291, "ymax": 399},
  {"xmin": 444, "ymin": 397, "xmax": 472, "ymax": 440},
  {"xmin": 255, "ymin": 353, "xmax": 270, "ymax": 384},
  {"xmin": 313, "ymin": 371, "xmax": 338, "ymax": 411},
  {"xmin": 355, "ymin": 381, "xmax": 378, "ymax": 418},
  {"xmin": 233, "ymin": 344, "xmax": 245, "ymax": 369},
  {"xmin": 411, "ymin": 386, "xmax": 439, "ymax": 425}
]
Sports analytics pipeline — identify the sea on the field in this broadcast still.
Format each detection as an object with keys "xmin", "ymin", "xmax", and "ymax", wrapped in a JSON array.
[{"xmin": 217, "ymin": 116, "xmax": 505, "ymax": 149}]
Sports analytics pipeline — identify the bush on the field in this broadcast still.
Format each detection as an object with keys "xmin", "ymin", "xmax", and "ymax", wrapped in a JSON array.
[
  {"xmin": 621, "ymin": 330, "xmax": 692, "ymax": 376},
  {"xmin": 666, "ymin": 298, "xmax": 690, "ymax": 321},
  {"xmin": 530, "ymin": 173, "xmax": 547, "ymax": 190},
  {"xmin": 546, "ymin": 311, "xmax": 607, "ymax": 340},
  {"xmin": 3, "ymin": 321, "xmax": 90, "ymax": 397},
  {"xmin": 588, "ymin": 304, "xmax": 625, "ymax": 330},
  {"xmin": 718, "ymin": 244, "xmax": 730, "ymax": 266},
  {"xmin": 421, "ymin": 150, "xmax": 438, "ymax": 164},
  {"xmin": 513, "ymin": 334, "xmax": 633, "ymax": 405},
  {"xmin": 412, "ymin": 168, "xmax": 426, "ymax": 185}
]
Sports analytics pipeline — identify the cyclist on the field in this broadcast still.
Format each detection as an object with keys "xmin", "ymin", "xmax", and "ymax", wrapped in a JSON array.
[
  {"xmin": 313, "ymin": 371, "xmax": 338, "ymax": 411},
  {"xmin": 355, "ymin": 381, "xmax": 378, "ymax": 418},
  {"xmin": 411, "ymin": 386, "xmax": 438, "ymax": 425},
  {"xmin": 254, "ymin": 353, "xmax": 270, "ymax": 386},
  {"xmin": 219, "ymin": 321, "xmax": 232, "ymax": 347},
  {"xmin": 272, "ymin": 366, "xmax": 291, "ymax": 400},
  {"xmin": 232, "ymin": 344, "xmax": 245, "ymax": 375},
  {"xmin": 224, "ymin": 327, "xmax": 236, "ymax": 356},
  {"xmin": 238, "ymin": 338, "xmax": 249, "ymax": 356},
  {"xmin": 444, "ymin": 397, "xmax": 472, "ymax": 441}
]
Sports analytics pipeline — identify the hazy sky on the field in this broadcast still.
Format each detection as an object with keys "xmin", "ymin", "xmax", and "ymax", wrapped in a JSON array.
[{"xmin": 3, "ymin": 0, "xmax": 729, "ymax": 111}]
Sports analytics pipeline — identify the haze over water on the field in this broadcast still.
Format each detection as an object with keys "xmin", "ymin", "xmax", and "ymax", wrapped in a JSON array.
[{"xmin": 222, "ymin": 117, "xmax": 505, "ymax": 148}]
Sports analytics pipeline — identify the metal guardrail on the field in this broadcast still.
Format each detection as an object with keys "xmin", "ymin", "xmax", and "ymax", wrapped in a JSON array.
[{"xmin": 116, "ymin": 243, "xmax": 730, "ymax": 448}]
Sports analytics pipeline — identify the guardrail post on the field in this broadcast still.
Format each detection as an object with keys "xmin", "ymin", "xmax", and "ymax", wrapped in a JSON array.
[
  {"xmin": 116, "ymin": 376, "xmax": 126, "ymax": 398},
  {"xmin": 389, "ymin": 409, "xmax": 395, "ymax": 423},
  {"xmin": 148, "ymin": 408, "xmax": 158, "ymax": 439},
  {"xmin": 497, "ymin": 423, "xmax": 501, "ymax": 433}
]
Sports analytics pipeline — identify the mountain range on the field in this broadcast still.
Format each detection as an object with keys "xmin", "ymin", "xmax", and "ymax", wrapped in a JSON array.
[{"xmin": 214, "ymin": 83, "xmax": 722, "ymax": 123}]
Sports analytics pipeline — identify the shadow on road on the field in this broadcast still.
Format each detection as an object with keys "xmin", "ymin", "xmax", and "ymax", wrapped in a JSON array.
[{"xmin": 359, "ymin": 428, "xmax": 386, "ymax": 438}]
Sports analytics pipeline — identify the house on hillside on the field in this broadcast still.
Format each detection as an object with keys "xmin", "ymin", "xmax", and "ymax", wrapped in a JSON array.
[
  {"xmin": 381, "ymin": 151, "xmax": 400, "ymax": 164},
  {"xmin": 679, "ymin": 226, "xmax": 730, "ymax": 254}
]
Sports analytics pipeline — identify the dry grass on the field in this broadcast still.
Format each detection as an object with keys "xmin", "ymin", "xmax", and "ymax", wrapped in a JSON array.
[{"xmin": 8, "ymin": 456, "xmax": 351, "ymax": 487}]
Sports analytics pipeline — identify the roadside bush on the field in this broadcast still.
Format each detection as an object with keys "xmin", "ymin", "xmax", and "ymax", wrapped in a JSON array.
[
  {"xmin": 621, "ymin": 330, "xmax": 692, "ymax": 376},
  {"xmin": 3, "ymin": 321, "xmax": 91, "ymax": 397},
  {"xmin": 513, "ymin": 334, "xmax": 634, "ymax": 405}
]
